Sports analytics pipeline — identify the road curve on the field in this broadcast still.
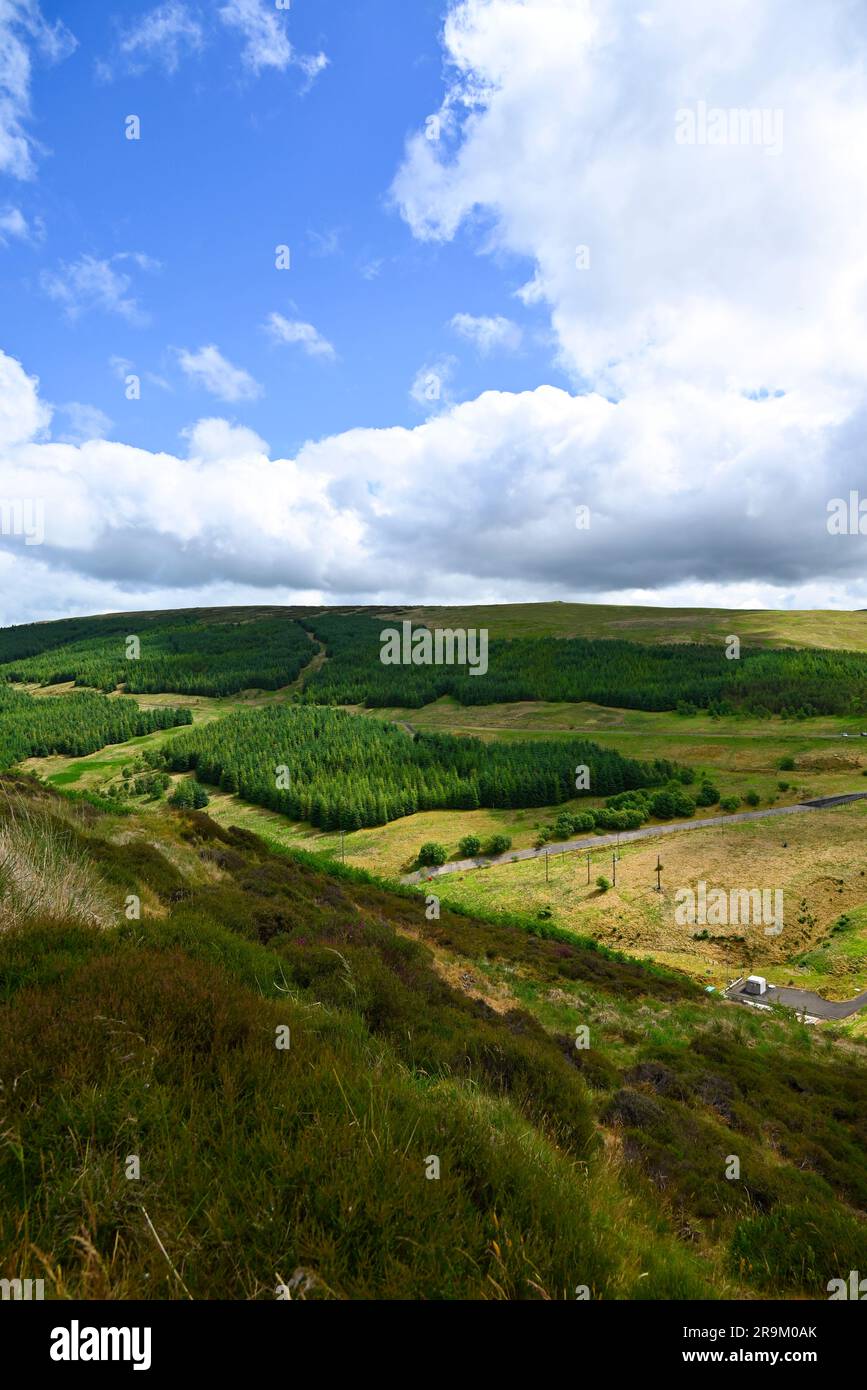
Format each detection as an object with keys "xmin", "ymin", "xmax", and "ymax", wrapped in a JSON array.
[{"xmin": 401, "ymin": 790, "xmax": 867, "ymax": 885}]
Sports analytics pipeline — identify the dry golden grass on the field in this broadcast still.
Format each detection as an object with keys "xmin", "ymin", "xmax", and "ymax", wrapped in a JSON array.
[
  {"xmin": 429, "ymin": 801, "xmax": 867, "ymax": 997},
  {"xmin": 0, "ymin": 796, "xmax": 113, "ymax": 930}
]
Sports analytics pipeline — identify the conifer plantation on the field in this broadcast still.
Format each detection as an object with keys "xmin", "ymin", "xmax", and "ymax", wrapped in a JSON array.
[
  {"xmin": 165, "ymin": 704, "xmax": 673, "ymax": 829},
  {"xmin": 302, "ymin": 613, "xmax": 867, "ymax": 716},
  {"xmin": 5, "ymin": 608, "xmax": 867, "ymax": 716},
  {"xmin": 0, "ymin": 614, "xmax": 314, "ymax": 697},
  {"xmin": 0, "ymin": 685, "xmax": 192, "ymax": 770}
]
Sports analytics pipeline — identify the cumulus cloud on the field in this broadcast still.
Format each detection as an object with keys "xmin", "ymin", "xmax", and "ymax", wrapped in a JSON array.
[
  {"xmin": 0, "ymin": 0, "xmax": 76, "ymax": 179},
  {"xmin": 182, "ymin": 417, "xmax": 269, "ymax": 460},
  {"xmin": 0, "ymin": 348, "xmax": 50, "ymax": 447},
  {"xmin": 218, "ymin": 0, "xmax": 328, "ymax": 79},
  {"xmin": 450, "ymin": 312, "xmax": 522, "ymax": 355},
  {"xmin": 0, "ymin": 206, "xmax": 28, "ymax": 242},
  {"xmin": 177, "ymin": 344, "xmax": 263, "ymax": 401},
  {"xmin": 266, "ymin": 313, "xmax": 336, "ymax": 361},
  {"xmin": 392, "ymin": 0, "xmax": 867, "ymax": 410},
  {"xmin": 7, "ymin": 344, "xmax": 867, "ymax": 624},
  {"xmin": 8, "ymin": 1, "xmax": 867, "ymax": 618}
]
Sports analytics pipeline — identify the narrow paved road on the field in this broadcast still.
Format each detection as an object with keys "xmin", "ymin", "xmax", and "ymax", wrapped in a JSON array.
[
  {"xmin": 725, "ymin": 977, "xmax": 867, "ymax": 1020},
  {"xmin": 402, "ymin": 790, "xmax": 867, "ymax": 884},
  {"xmin": 398, "ymin": 722, "xmax": 867, "ymax": 743}
]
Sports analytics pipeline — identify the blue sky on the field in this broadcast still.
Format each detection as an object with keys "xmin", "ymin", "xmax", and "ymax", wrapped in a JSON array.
[
  {"xmin": 2, "ymin": 0, "xmax": 561, "ymax": 460},
  {"xmin": 3, "ymin": 0, "xmax": 867, "ymax": 623}
]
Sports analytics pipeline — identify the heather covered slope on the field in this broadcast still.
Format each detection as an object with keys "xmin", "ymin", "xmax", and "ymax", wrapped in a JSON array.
[{"xmin": 0, "ymin": 778, "xmax": 865, "ymax": 1300}]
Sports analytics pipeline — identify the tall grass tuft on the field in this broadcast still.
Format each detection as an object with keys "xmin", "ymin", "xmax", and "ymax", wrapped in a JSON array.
[{"xmin": 0, "ymin": 794, "xmax": 112, "ymax": 930}]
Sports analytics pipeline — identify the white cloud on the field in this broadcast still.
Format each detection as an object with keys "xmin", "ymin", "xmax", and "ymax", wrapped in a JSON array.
[
  {"xmin": 392, "ymin": 0, "xmax": 867, "ymax": 412},
  {"xmin": 218, "ymin": 0, "xmax": 328, "ymax": 79},
  {"xmin": 97, "ymin": 0, "xmax": 325, "ymax": 83},
  {"xmin": 177, "ymin": 344, "xmax": 263, "ymax": 401},
  {"xmin": 266, "ymin": 313, "xmax": 336, "ymax": 361},
  {"xmin": 0, "ymin": 0, "xmax": 76, "ymax": 179},
  {"xmin": 450, "ymin": 312, "xmax": 522, "ymax": 355},
  {"xmin": 114, "ymin": 251, "xmax": 162, "ymax": 273},
  {"xmin": 295, "ymin": 50, "xmax": 329, "ymax": 83},
  {"xmin": 0, "ymin": 348, "xmax": 50, "ymax": 448},
  {"xmin": 6, "ymin": 344, "xmax": 867, "ymax": 619},
  {"xmin": 182, "ymin": 417, "xmax": 269, "ymax": 461},
  {"xmin": 40, "ymin": 253, "xmax": 156, "ymax": 323},
  {"xmin": 0, "ymin": 205, "xmax": 27, "ymax": 242},
  {"xmin": 113, "ymin": 1, "xmax": 204, "ymax": 76},
  {"xmin": 10, "ymin": 1, "xmax": 867, "ymax": 618}
]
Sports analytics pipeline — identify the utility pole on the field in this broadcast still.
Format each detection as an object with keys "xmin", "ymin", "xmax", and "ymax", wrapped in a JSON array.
[
  {"xmin": 586, "ymin": 850, "xmax": 591, "ymax": 885},
  {"xmin": 655, "ymin": 855, "xmax": 662, "ymax": 893},
  {"xmin": 612, "ymin": 852, "xmax": 617, "ymax": 888}
]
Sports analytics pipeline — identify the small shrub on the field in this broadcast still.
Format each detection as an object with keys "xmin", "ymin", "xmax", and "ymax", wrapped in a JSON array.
[
  {"xmin": 695, "ymin": 783, "xmax": 720, "ymax": 807},
  {"xmin": 417, "ymin": 842, "xmax": 447, "ymax": 867},
  {"xmin": 484, "ymin": 835, "xmax": 512, "ymax": 856}
]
